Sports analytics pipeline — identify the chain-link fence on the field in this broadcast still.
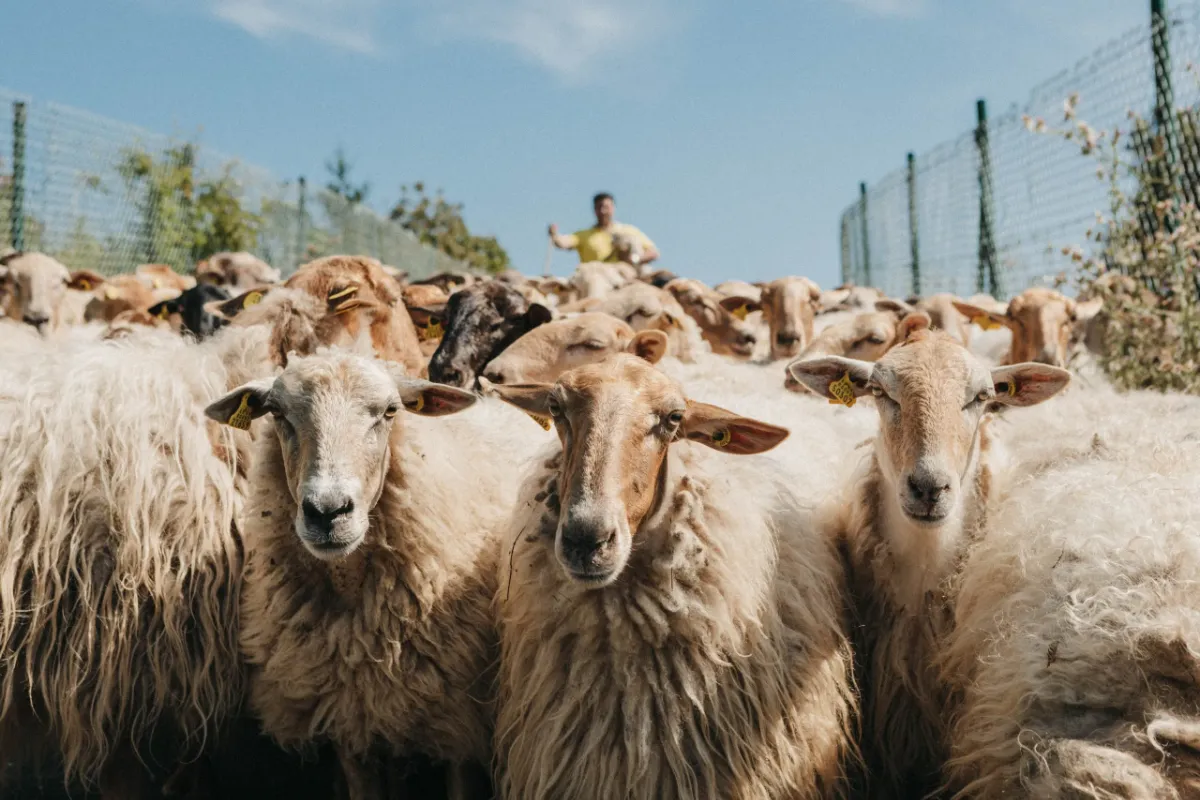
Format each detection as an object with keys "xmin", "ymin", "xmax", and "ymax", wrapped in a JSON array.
[
  {"xmin": 0, "ymin": 87, "xmax": 469, "ymax": 279},
  {"xmin": 840, "ymin": 2, "xmax": 1200, "ymax": 300}
]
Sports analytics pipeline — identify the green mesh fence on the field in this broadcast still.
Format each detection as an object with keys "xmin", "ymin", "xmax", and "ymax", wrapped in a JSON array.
[
  {"xmin": 839, "ymin": 3, "xmax": 1200, "ymax": 300},
  {"xmin": 0, "ymin": 87, "xmax": 469, "ymax": 279}
]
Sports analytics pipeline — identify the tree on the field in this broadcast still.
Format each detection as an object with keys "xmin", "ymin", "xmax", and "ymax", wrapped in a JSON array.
[
  {"xmin": 118, "ymin": 144, "xmax": 260, "ymax": 268},
  {"xmin": 389, "ymin": 182, "xmax": 510, "ymax": 274},
  {"xmin": 325, "ymin": 147, "xmax": 369, "ymax": 205}
]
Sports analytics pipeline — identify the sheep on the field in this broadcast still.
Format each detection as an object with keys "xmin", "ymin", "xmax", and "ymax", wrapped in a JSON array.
[
  {"xmin": 714, "ymin": 279, "xmax": 763, "ymax": 303},
  {"xmin": 0, "ymin": 322, "xmax": 273, "ymax": 794},
  {"xmin": 490, "ymin": 354, "xmax": 856, "ymax": 799},
  {"xmin": 136, "ymin": 262, "xmax": 196, "ymax": 293},
  {"xmin": 481, "ymin": 312, "xmax": 668, "ymax": 385},
  {"xmin": 758, "ymin": 276, "xmax": 823, "ymax": 360},
  {"xmin": 409, "ymin": 270, "xmax": 477, "ymax": 294},
  {"xmin": 148, "ymin": 283, "xmax": 232, "ymax": 339},
  {"xmin": 0, "ymin": 251, "xmax": 71, "ymax": 333},
  {"xmin": 401, "ymin": 283, "xmax": 451, "ymax": 358},
  {"xmin": 941, "ymin": 426, "xmax": 1200, "ymax": 798},
  {"xmin": 196, "ymin": 250, "xmax": 281, "ymax": 290},
  {"xmin": 83, "ymin": 272, "xmax": 176, "ymax": 323},
  {"xmin": 570, "ymin": 261, "xmax": 637, "ymax": 300},
  {"xmin": 204, "ymin": 349, "xmax": 537, "ymax": 799},
  {"xmin": 788, "ymin": 330, "xmax": 1071, "ymax": 799},
  {"xmin": 663, "ymin": 277, "xmax": 760, "ymax": 359},
  {"xmin": 783, "ymin": 305, "xmax": 931, "ymax": 393},
  {"xmin": 595, "ymin": 281, "xmax": 702, "ymax": 362},
  {"xmin": 425, "ymin": 281, "xmax": 552, "ymax": 388},
  {"xmin": 818, "ymin": 284, "xmax": 884, "ymax": 313},
  {"xmin": 954, "ymin": 287, "xmax": 1078, "ymax": 367}
]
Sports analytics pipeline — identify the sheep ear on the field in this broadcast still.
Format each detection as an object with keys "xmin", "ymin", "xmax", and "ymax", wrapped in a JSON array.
[
  {"xmin": 875, "ymin": 298, "xmax": 915, "ymax": 315},
  {"xmin": 991, "ymin": 363, "xmax": 1071, "ymax": 407},
  {"xmin": 1074, "ymin": 297, "xmax": 1103, "ymax": 323},
  {"xmin": 524, "ymin": 303, "xmax": 553, "ymax": 329},
  {"xmin": 209, "ymin": 288, "xmax": 268, "ymax": 320},
  {"xmin": 786, "ymin": 357, "xmax": 873, "ymax": 406},
  {"xmin": 393, "ymin": 375, "xmax": 477, "ymax": 417},
  {"xmin": 953, "ymin": 301, "xmax": 1011, "ymax": 332},
  {"xmin": 628, "ymin": 329, "xmax": 668, "ymax": 364},
  {"xmin": 407, "ymin": 305, "xmax": 445, "ymax": 329},
  {"xmin": 205, "ymin": 379, "xmax": 275, "ymax": 430},
  {"xmin": 718, "ymin": 295, "xmax": 760, "ymax": 319},
  {"xmin": 898, "ymin": 311, "xmax": 931, "ymax": 341},
  {"xmin": 681, "ymin": 400, "xmax": 788, "ymax": 455},
  {"xmin": 490, "ymin": 383, "xmax": 553, "ymax": 416}
]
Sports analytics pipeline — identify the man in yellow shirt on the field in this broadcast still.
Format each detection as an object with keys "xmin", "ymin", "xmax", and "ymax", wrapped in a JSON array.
[{"xmin": 548, "ymin": 192, "xmax": 659, "ymax": 267}]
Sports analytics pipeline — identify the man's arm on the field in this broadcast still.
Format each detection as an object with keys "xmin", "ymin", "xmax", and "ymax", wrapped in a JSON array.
[
  {"xmin": 548, "ymin": 223, "xmax": 579, "ymax": 250},
  {"xmin": 632, "ymin": 227, "xmax": 659, "ymax": 265}
]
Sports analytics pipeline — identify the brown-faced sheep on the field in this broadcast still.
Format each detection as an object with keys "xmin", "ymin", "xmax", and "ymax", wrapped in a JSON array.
[
  {"xmin": 954, "ymin": 287, "xmax": 1078, "ymax": 368},
  {"xmin": 595, "ymin": 281, "xmax": 700, "ymax": 362},
  {"xmin": 789, "ymin": 331, "xmax": 1071, "ymax": 799},
  {"xmin": 491, "ymin": 354, "xmax": 855, "ymax": 799},
  {"xmin": 758, "ymin": 276, "xmax": 823, "ymax": 360},
  {"xmin": 664, "ymin": 277, "xmax": 760, "ymax": 359},
  {"xmin": 206, "ymin": 350, "xmax": 537, "ymax": 799}
]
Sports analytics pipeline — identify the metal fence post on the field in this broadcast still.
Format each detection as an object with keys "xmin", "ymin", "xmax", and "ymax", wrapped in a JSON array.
[
  {"xmin": 975, "ymin": 99, "xmax": 998, "ymax": 297},
  {"xmin": 10, "ymin": 101, "xmax": 27, "ymax": 251},
  {"xmin": 1151, "ymin": 0, "xmax": 1178, "ymax": 206},
  {"xmin": 839, "ymin": 213, "xmax": 851, "ymax": 286},
  {"xmin": 296, "ymin": 176, "xmax": 307, "ymax": 270},
  {"xmin": 859, "ymin": 181, "xmax": 871, "ymax": 287},
  {"xmin": 907, "ymin": 152, "xmax": 920, "ymax": 296}
]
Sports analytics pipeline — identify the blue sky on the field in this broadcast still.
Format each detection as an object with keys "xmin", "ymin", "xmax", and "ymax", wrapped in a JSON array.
[{"xmin": 4, "ymin": 0, "xmax": 1148, "ymax": 287}]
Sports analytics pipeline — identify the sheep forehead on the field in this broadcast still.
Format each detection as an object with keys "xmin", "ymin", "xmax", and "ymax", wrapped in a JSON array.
[
  {"xmin": 9, "ymin": 253, "xmax": 70, "ymax": 282},
  {"xmin": 876, "ymin": 331, "xmax": 986, "ymax": 399},
  {"xmin": 556, "ymin": 355, "xmax": 681, "ymax": 412},
  {"xmin": 273, "ymin": 354, "xmax": 394, "ymax": 415}
]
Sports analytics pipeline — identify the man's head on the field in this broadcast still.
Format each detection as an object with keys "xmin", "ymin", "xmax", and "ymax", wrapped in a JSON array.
[{"xmin": 593, "ymin": 192, "xmax": 615, "ymax": 227}]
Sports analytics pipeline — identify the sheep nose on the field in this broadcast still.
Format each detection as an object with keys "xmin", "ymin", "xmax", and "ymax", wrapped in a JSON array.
[
  {"xmin": 23, "ymin": 312, "xmax": 49, "ymax": 328},
  {"xmin": 775, "ymin": 332, "xmax": 801, "ymax": 347},
  {"xmin": 738, "ymin": 331, "xmax": 757, "ymax": 346},
  {"xmin": 907, "ymin": 474, "xmax": 950, "ymax": 506},
  {"xmin": 301, "ymin": 495, "xmax": 355, "ymax": 537},
  {"xmin": 435, "ymin": 365, "xmax": 467, "ymax": 388},
  {"xmin": 560, "ymin": 518, "xmax": 617, "ymax": 565}
]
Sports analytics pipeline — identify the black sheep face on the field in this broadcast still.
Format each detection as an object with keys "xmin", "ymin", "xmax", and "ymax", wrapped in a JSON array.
[{"xmin": 428, "ymin": 282, "xmax": 552, "ymax": 388}]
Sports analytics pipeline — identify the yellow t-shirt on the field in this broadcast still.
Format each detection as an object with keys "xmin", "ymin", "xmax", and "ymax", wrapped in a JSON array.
[{"xmin": 560, "ymin": 223, "xmax": 655, "ymax": 263}]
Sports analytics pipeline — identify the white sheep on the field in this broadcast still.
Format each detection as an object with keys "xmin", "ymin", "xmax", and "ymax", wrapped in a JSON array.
[
  {"xmin": 205, "ymin": 349, "xmax": 541, "ymax": 799},
  {"xmin": 491, "ymin": 354, "xmax": 856, "ymax": 799},
  {"xmin": 789, "ymin": 329, "xmax": 1072, "ymax": 798}
]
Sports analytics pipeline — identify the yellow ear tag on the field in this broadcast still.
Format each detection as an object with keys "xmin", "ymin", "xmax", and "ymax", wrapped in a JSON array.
[
  {"xmin": 328, "ymin": 285, "xmax": 359, "ymax": 301},
  {"xmin": 408, "ymin": 393, "xmax": 426, "ymax": 413},
  {"xmin": 828, "ymin": 372, "xmax": 858, "ymax": 408},
  {"xmin": 972, "ymin": 315, "xmax": 1002, "ymax": 332},
  {"xmin": 243, "ymin": 291, "xmax": 263, "ymax": 309},
  {"xmin": 711, "ymin": 428, "xmax": 731, "ymax": 447},
  {"xmin": 227, "ymin": 393, "xmax": 254, "ymax": 430},
  {"xmin": 152, "ymin": 277, "xmax": 163, "ymax": 289},
  {"xmin": 77, "ymin": 279, "xmax": 91, "ymax": 291},
  {"xmin": 731, "ymin": 304, "xmax": 749, "ymax": 321},
  {"xmin": 418, "ymin": 320, "xmax": 444, "ymax": 341},
  {"xmin": 1005, "ymin": 380, "xmax": 1018, "ymax": 397},
  {"xmin": 157, "ymin": 305, "xmax": 170, "ymax": 321},
  {"xmin": 527, "ymin": 413, "xmax": 552, "ymax": 430}
]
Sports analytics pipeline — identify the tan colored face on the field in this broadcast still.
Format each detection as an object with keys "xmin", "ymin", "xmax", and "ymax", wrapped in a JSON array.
[
  {"xmin": 665, "ymin": 279, "xmax": 758, "ymax": 358},
  {"xmin": 789, "ymin": 332, "xmax": 1071, "ymax": 526},
  {"xmin": 205, "ymin": 354, "xmax": 475, "ymax": 560},
  {"xmin": 0, "ymin": 253, "xmax": 70, "ymax": 332},
  {"xmin": 759, "ymin": 277, "xmax": 821, "ymax": 359},
  {"xmin": 571, "ymin": 262, "xmax": 633, "ymax": 300},
  {"xmin": 955, "ymin": 288, "xmax": 1076, "ymax": 367},
  {"xmin": 494, "ymin": 355, "xmax": 788, "ymax": 585},
  {"xmin": 481, "ymin": 313, "xmax": 666, "ymax": 386}
]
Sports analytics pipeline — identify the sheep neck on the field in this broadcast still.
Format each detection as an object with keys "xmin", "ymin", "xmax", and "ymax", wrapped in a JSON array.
[{"xmin": 867, "ymin": 424, "xmax": 990, "ymax": 615}]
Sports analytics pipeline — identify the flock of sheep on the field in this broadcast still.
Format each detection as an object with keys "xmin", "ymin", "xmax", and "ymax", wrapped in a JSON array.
[{"xmin": 0, "ymin": 246, "xmax": 1197, "ymax": 800}]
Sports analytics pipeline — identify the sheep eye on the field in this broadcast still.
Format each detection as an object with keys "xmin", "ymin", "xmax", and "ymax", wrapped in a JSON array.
[
  {"xmin": 547, "ymin": 398, "xmax": 562, "ymax": 417},
  {"xmin": 666, "ymin": 410, "xmax": 685, "ymax": 426},
  {"xmin": 866, "ymin": 334, "xmax": 886, "ymax": 345},
  {"xmin": 383, "ymin": 404, "xmax": 399, "ymax": 419}
]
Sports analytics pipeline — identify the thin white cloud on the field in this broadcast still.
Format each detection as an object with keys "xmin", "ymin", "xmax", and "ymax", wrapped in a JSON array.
[
  {"xmin": 425, "ymin": 0, "xmax": 670, "ymax": 81},
  {"xmin": 208, "ymin": 0, "xmax": 381, "ymax": 54},
  {"xmin": 836, "ymin": 0, "xmax": 930, "ymax": 19}
]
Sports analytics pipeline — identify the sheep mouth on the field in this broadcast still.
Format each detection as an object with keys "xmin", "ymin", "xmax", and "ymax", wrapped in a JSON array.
[
  {"xmin": 904, "ymin": 509, "xmax": 950, "ymax": 525},
  {"xmin": 563, "ymin": 565, "xmax": 620, "ymax": 587},
  {"xmin": 301, "ymin": 536, "xmax": 363, "ymax": 561}
]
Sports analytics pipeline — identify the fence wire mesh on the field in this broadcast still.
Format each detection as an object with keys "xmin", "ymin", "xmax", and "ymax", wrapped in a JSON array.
[
  {"xmin": 0, "ymin": 87, "xmax": 468, "ymax": 278},
  {"xmin": 840, "ymin": 3, "xmax": 1200, "ymax": 300}
]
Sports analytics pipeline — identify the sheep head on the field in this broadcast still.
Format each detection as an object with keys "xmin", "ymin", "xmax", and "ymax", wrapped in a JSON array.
[
  {"xmin": 759, "ymin": 276, "xmax": 822, "ymax": 360},
  {"xmin": 789, "ymin": 330, "xmax": 1069, "ymax": 526},
  {"xmin": 954, "ymin": 287, "xmax": 1077, "ymax": 367},
  {"xmin": 205, "ymin": 352, "xmax": 476, "ymax": 560},
  {"xmin": 664, "ymin": 278, "xmax": 759, "ymax": 358},
  {"xmin": 481, "ymin": 313, "xmax": 667, "ymax": 386},
  {"xmin": 493, "ymin": 354, "xmax": 787, "ymax": 587}
]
